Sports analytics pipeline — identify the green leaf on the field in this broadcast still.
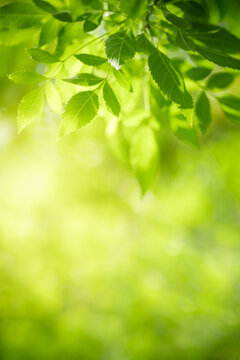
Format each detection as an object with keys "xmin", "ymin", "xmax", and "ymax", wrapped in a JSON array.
[
  {"xmin": 0, "ymin": 2, "xmax": 45, "ymax": 29},
  {"xmin": 39, "ymin": 18, "xmax": 60, "ymax": 47},
  {"xmin": 189, "ymin": 25, "xmax": 240, "ymax": 54},
  {"xmin": 64, "ymin": 74, "xmax": 104, "ymax": 86},
  {"xmin": 17, "ymin": 87, "xmax": 44, "ymax": 133},
  {"xmin": 171, "ymin": 113, "xmax": 199, "ymax": 148},
  {"xmin": 195, "ymin": 92, "xmax": 211, "ymax": 133},
  {"xmin": 8, "ymin": 71, "xmax": 46, "ymax": 85},
  {"xmin": 33, "ymin": 0, "xmax": 56, "ymax": 13},
  {"xmin": 28, "ymin": 48, "xmax": 59, "ymax": 64},
  {"xmin": 113, "ymin": 68, "xmax": 132, "ymax": 92},
  {"xmin": 148, "ymin": 49, "xmax": 193, "ymax": 109},
  {"xmin": 53, "ymin": 11, "xmax": 72, "ymax": 22},
  {"xmin": 174, "ymin": 30, "xmax": 196, "ymax": 50},
  {"xmin": 105, "ymin": 31, "xmax": 135, "ymax": 70},
  {"xmin": 103, "ymin": 81, "xmax": 121, "ymax": 117},
  {"xmin": 161, "ymin": 4, "xmax": 191, "ymax": 30},
  {"xmin": 120, "ymin": 0, "xmax": 146, "ymax": 18},
  {"xmin": 61, "ymin": 91, "xmax": 99, "ymax": 136},
  {"xmin": 173, "ymin": 1, "xmax": 207, "ymax": 20},
  {"xmin": 45, "ymin": 80, "xmax": 62, "ymax": 114},
  {"xmin": 217, "ymin": 95, "xmax": 240, "ymax": 123},
  {"xmin": 196, "ymin": 46, "xmax": 240, "ymax": 70},
  {"xmin": 185, "ymin": 67, "xmax": 212, "ymax": 81},
  {"xmin": 136, "ymin": 33, "xmax": 155, "ymax": 54},
  {"xmin": 130, "ymin": 125, "xmax": 159, "ymax": 194},
  {"xmin": 0, "ymin": 28, "xmax": 39, "ymax": 46},
  {"xmin": 83, "ymin": 14, "xmax": 102, "ymax": 32},
  {"xmin": 206, "ymin": 72, "xmax": 235, "ymax": 90},
  {"xmin": 74, "ymin": 54, "xmax": 107, "ymax": 66}
]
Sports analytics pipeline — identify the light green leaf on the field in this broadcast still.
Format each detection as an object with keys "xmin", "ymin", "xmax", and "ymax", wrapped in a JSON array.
[
  {"xmin": 8, "ymin": 71, "xmax": 46, "ymax": 85},
  {"xmin": 64, "ymin": 74, "xmax": 104, "ymax": 86},
  {"xmin": 45, "ymin": 80, "xmax": 62, "ymax": 114},
  {"xmin": 0, "ymin": 28, "xmax": 40, "ymax": 46},
  {"xmin": 0, "ymin": 2, "xmax": 45, "ymax": 29},
  {"xmin": 217, "ymin": 95, "xmax": 240, "ymax": 123},
  {"xmin": 75, "ymin": 54, "xmax": 107, "ymax": 66},
  {"xmin": 120, "ymin": 0, "xmax": 146, "ymax": 18},
  {"xmin": 61, "ymin": 91, "xmax": 99, "ymax": 136},
  {"xmin": 130, "ymin": 125, "xmax": 159, "ymax": 194},
  {"xmin": 196, "ymin": 46, "xmax": 240, "ymax": 70},
  {"xmin": 206, "ymin": 72, "xmax": 235, "ymax": 90},
  {"xmin": 148, "ymin": 49, "xmax": 193, "ymax": 109},
  {"xmin": 195, "ymin": 92, "xmax": 211, "ymax": 133},
  {"xmin": 113, "ymin": 68, "xmax": 133, "ymax": 92},
  {"xmin": 105, "ymin": 31, "xmax": 135, "ymax": 70},
  {"xmin": 39, "ymin": 18, "xmax": 60, "ymax": 47},
  {"xmin": 17, "ymin": 87, "xmax": 44, "ymax": 133},
  {"xmin": 170, "ymin": 113, "xmax": 199, "ymax": 148},
  {"xmin": 103, "ymin": 81, "xmax": 121, "ymax": 117},
  {"xmin": 173, "ymin": 1, "xmax": 207, "ymax": 20},
  {"xmin": 185, "ymin": 67, "xmax": 212, "ymax": 81},
  {"xmin": 28, "ymin": 48, "xmax": 59, "ymax": 64}
]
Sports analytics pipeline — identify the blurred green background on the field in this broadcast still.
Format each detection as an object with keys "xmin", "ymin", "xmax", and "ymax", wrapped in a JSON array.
[{"xmin": 1, "ymin": 29, "xmax": 240, "ymax": 360}]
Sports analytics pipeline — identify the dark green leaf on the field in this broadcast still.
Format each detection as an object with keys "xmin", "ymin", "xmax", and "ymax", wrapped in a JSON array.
[
  {"xmin": 103, "ymin": 81, "xmax": 121, "ymax": 116},
  {"xmin": 174, "ymin": 1, "xmax": 207, "ymax": 20},
  {"xmin": 61, "ymin": 91, "xmax": 99, "ymax": 136},
  {"xmin": 175, "ymin": 30, "xmax": 196, "ymax": 50},
  {"xmin": 148, "ymin": 49, "xmax": 193, "ymax": 109},
  {"xmin": 64, "ymin": 74, "xmax": 104, "ymax": 86},
  {"xmin": 185, "ymin": 67, "xmax": 212, "ymax": 81},
  {"xmin": 217, "ymin": 95, "xmax": 240, "ymax": 122},
  {"xmin": 53, "ymin": 12, "xmax": 72, "ymax": 22},
  {"xmin": 33, "ymin": 0, "xmax": 56, "ymax": 13},
  {"xmin": 196, "ymin": 46, "xmax": 240, "ymax": 70},
  {"xmin": 189, "ymin": 24, "xmax": 240, "ymax": 54},
  {"xmin": 136, "ymin": 33, "xmax": 155, "ymax": 54},
  {"xmin": 105, "ymin": 31, "xmax": 135, "ymax": 70},
  {"xmin": 195, "ymin": 92, "xmax": 211, "ymax": 133},
  {"xmin": 75, "ymin": 54, "xmax": 107, "ymax": 66},
  {"xmin": 206, "ymin": 72, "xmax": 235, "ymax": 90},
  {"xmin": 161, "ymin": 4, "xmax": 191, "ymax": 30}
]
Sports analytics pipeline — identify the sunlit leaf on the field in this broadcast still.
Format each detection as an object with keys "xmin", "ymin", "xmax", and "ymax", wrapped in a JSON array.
[
  {"xmin": 45, "ymin": 80, "xmax": 62, "ymax": 114},
  {"xmin": 105, "ymin": 31, "xmax": 135, "ymax": 70},
  {"xmin": 18, "ymin": 87, "xmax": 44, "ymax": 133},
  {"xmin": 61, "ymin": 91, "xmax": 99, "ymax": 136},
  {"xmin": 103, "ymin": 81, "xmax": 121, "ymax": 116}
]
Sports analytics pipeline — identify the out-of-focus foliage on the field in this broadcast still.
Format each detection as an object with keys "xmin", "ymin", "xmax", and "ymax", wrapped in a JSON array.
[
  {"xmin": 1, "ymin": 32, "xmax": 240, "ymax": 358},
  {"xmin": 0, "ymin": 2, "xmax": 240, "ymax": 359},
  {"xmin": 1, "ymin": 0, "xmax": 240, "ymax": 191}
]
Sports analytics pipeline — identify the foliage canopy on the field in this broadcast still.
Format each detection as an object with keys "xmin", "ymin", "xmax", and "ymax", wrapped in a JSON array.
[{"xmin": 2, "ymin": 0, "xmax": 240, "ymax": 192}]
